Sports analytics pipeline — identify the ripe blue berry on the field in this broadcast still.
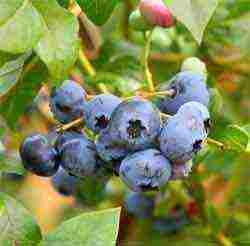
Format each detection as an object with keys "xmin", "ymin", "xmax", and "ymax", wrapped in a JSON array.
[
  {"xmin": 157, "ymin": 71, "xmax": 210, "ymax": 115},
  {"xmin": 159, "ymin": 113, "xmax": 207, "ymax": 164},
  {"xmin": 108, "ymin": 99, "xmax": 161, "ymax": 151},
  {"xmin": 50, "ymin": 80, "xmax": 86, "ymax": 123},
  {"xmin": 96, "ymin": 129, "xmax": 129, "ymax": 163},
  {"xmin": 57, "ymin": 132, "xmax": 98, "ymax": 178},
  {"xmin": 119, "ymin": 149, "xmax": 171, "ymax": 192},
  {"xmin": 84, "ymin": 93, "xmax": 122, "ymax": 133},
  {"xmin": 124, "ymin": 192, "xmax": 155, "ymax": 219},
  {"xmin": 20, "ymin": 134, "xmax": 59, "ymax": 177},
  {"xmin": 177, "ymin": 101, "xmax": 211, "ymax": 134},
  {"xmin": 51, "ymin": 167, "xmax": 78, "ymax": 196}
]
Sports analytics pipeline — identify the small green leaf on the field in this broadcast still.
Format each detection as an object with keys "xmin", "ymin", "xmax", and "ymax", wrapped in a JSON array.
[
  {"xmin": 40, "ymin": 208, "xmax": 121, "ymax": 246},
  {"xmin": 0, "ymin": 51, "xmax": 31, "ymax": 99},
  {"xmin": 0, "ymin": 192, "xmax": 42, "ymax": 245},
  {"xmin": 0, "ymin": 153, "xmax": 25, "ymax": 175},
  {"xmin": 76, "ymin": 0, "xmax": 120, "ymax": 25},
  {"xmin": 0, "ymin": 59, "xmax": 48, "ymax": 129},
  {"xmin": 209, "ymin": 88, "xmax": 223, "ymax": 116},
  {"xmin": 222, "ymin": 125, "xmax": 249, "ymax": 152},
  {"xmin": 33, "ymin": 0, "xmax": 80, "ymax": 79},
  {"xmin": 164, "ymin": 0, "xmax": 218, "ymax": 44},
  {"xmin": 0, "ymin": 0, "xmax": 45, "ymax": 53}
]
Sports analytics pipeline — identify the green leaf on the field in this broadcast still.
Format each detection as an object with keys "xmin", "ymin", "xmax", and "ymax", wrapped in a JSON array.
[
  {"xmin": 0, "ymin": 59, "xmax": 48, "ymax": 129},
  {"xmin": 33, "ymin": 0, "xmax": 80, "ymax": 79},
  {"xmin": 0, "ymin": 0, "xmax": 45, "ymax": 53},
  {"xmin": 209, "ymin": 88, "xmax": 223, "ymax": 116},
  {"xmin": 164, "ymin": 0, "xmax": 218, "ymax": 44},
  {"xmin": 0, "ymin": 153, "xmax": 25, "ymax": 175},
  {"xmin": 243, "ymin": 124, "xmax": 250, "ymax": 152},
  {"xmin": 222, "ymin": 125, "xmax": 249, "ymax": 152},
  {"xmin": 0, "ymin": 51, "xmax": 31, "ymax": 99},
  {"xmin": 0, "ymin": 192, "xmax": 42, "ymax": 245},
  {"xmin": 206, "ymin": 203, "xmax": 223, "ymax": 234},
  {"xmin": 57, "ymin": 0, "xmax": 70, "ymax": 8},
  {"xmin": 76, "ymin": 0, "xmax": 120, "ymax": 25},
  {"xmin": 40, "ymin": 208, "xmax": 121, "ymax": 246}
]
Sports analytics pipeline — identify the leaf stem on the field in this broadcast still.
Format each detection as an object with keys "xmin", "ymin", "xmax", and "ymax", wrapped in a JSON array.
[
  {"xmin": 142, "ymin": 30, "xmax": 155, "ymax": 93},
  {"xmin": 206, "ymin": 137, "xmax": 226, "ymax": 150},
  {"xmin": 79, "ymin": 48, "xmax": 96, "ymax": 77}
]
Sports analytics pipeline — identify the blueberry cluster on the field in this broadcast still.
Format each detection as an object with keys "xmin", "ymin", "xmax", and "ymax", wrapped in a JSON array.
[{"xmin": 20, "ymin": 64, "xmax": 211, "ymax": 193}]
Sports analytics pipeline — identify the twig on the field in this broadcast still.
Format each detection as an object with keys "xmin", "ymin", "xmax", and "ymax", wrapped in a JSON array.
[
  {"xmin": 206, "ymin": 137, "xmax": 226, "ymax": 150},
  {"xmin": 56, "ymin": 118, "xmax": 83, "ymax": 132}
]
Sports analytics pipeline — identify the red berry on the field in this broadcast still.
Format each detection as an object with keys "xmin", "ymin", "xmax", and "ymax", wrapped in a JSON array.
[{"xmin": 139, "ymin": 0, "xmax": 174, "ymax": 28}]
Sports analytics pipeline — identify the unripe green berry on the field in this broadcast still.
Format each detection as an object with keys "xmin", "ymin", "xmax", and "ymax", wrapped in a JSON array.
[
  {"xmin": 181, "ymin": 57, "xmax": 207, "ymax": 81},
  {"xmin": 129, "ymin": 9, "xmax": 153, "ymax": 31}
]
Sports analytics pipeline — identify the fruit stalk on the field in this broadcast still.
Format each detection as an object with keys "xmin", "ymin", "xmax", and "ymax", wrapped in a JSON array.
[
  {"xmin": 56, "ymin": 117, "xmax": 83, "ymax": 132},
  {"xmin": 142, "ymin": 30, "xmax": 155, "ymax": 93}
]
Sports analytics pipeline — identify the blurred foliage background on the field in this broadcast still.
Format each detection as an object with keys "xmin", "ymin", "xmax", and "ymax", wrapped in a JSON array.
[{"xmin": 1, "ymin": 0, "xmax": 250, "ymax": 245}]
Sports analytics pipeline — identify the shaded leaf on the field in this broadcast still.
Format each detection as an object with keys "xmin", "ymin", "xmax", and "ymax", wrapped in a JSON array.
[
  {"xmin": 0, "ymin": 51, "xmax": 31, "ymax": 99},
  {"xmin": 0, "ymin": 59, "xmax": 48, "ymax": 129},
  {"xmin": 209, "ymin": 88, "xmax": 223, "ymax": 116},
  {"xmin": 57, "ymin": 0, "xmax": 70, "ymax": 8},
  {"xmin": 76, "ymin": 0, "xmax": 120, "ymax": 25},
  {"xmin": 33, "ymin": 0, "xmax": 80, "ymax": 79},
  {"xmin": 0, "ymin": 0, "xmax": 45, "ymax": 53},
  {"xmin": 40, "ymin": 208, "xmax": 121, "ymax": 246},
  {"xmin": 164, "ymin": 0, "xmax": 218, "ymax": 44},
  {"xmin": 0, "ymin": 192, "xmax": 42, "ymax": 245}
]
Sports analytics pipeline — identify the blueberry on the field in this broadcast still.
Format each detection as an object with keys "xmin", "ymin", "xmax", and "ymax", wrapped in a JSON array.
[
  {"xmin": 96, "ymin": 129, "xmax": 129, "ymax": 163},
  {"xmin": 57, "ymin": 132, "xmax": 98, "ymax": 178},
  {"xmin": 108, "ymin": 99, "xmax": 161, "ymax": 151},
  {"xmin": 181, "ymin": 57, "xmax": 207, "ymax": 80},
  {"xmin": 124, "ymin": 192, "xmax": 155, "ymax": 219},
  {"xmin": 50, "ymin": 80, "xmax": 86, "ymax": 123},
  {"xmin": 19, "ymin": 134, "xmax": 59, "ymax": 177},
  {"xmin": 84, "ymin": 93, "xmax": 122, "ymax": 134},
  {"xmin": 51, "ymin": 167, "xmax": 78, "ymax": 196},
  {"xmin": 157, "ymin": 71, "xmax": 210, "ymax": 115},
  {"xmin": 170, "ymin": 162, "xmax": 192, "ymax": 180},
  {"xmin": 119, "ymin": 149, "xmax": 171, "ymax": 192},
  {"xmin": 159, "ymin": 113, "xmax": 207, "ymax": 164},
  {"xmin": 177, "ymin": 101, "xmax": 211, "ymax": 135},
  {"xmin": 139, "ymin": 0, "xmax": 174, "ymax": 28}
]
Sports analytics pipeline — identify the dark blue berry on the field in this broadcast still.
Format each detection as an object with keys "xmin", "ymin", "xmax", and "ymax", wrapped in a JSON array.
[
  {"xmin": 124, "ymin": 192, "xmax": 155, "ymax": 219},
  {"xmin": 50, "ymin": 80, "xmax": 86, "ymax": 123},
  {"xmin": 157, "ymin": 71, "xmax": 210, "ymax": 115},
  {"xmin": 19, "ymin": 134, "xmax": 59, "ymax": 177},
  {"xmin": 51, "ymin": 167, "xmax": 78, "ymax": 196},
  {"xmin": 84, "ymin": 93, "xmax": 122, "ymax": 133},
  {"xmin": 108, "ymin": 98, "xmax": 161, "ymax": 151},
  {"xmin": 119, "ymin": 149, "xmax": 171, "ymax": 192}
]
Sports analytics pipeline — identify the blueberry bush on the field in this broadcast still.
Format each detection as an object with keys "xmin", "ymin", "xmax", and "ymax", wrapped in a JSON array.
[{"xmin": 0, "ymin": 0, "xmax": 250, "ymax": 245}]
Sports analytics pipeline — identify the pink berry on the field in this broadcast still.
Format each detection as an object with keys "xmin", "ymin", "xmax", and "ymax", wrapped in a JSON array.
[{"xmin": 139, "ymin": 0, "xmax": 174, "ymax": 28}]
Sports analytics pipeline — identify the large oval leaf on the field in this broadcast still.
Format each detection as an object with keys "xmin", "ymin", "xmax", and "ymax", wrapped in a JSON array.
[
  {"xmin": 40, "ymin": 208, "xmax": 121, "ymax": 246},
  {"xmin": 33, "ymin": 0, "xmax": 80, "ymax": 79},
  {"xmin": 76, "ymin": 0, "xmax": 121, "ymax": 25},
  {"xmin": 0, "ymin": 0, "xmax": 45, "ymax": 53},
  {"xmin": 0, "ymin": 192, "xmax": 42, "ymax": 245},
  {"xmin": 164, "ymin": 0, "xmax": 218, "ymax": 44}
]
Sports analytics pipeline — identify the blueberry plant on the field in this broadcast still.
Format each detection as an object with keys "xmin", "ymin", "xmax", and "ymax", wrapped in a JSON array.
[{"xmin": 0, "ymin": 0, "xmax": 250, "ymax": 245}]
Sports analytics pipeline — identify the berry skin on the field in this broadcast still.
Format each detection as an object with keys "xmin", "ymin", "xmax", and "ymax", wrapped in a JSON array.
[
  {"xmin": 96, "ymin": 129, "xmax": 129, "ymax": 163},
  {"xmin": 129, "ymin": 9, "xmax": 153, "ymax": 31},
  {"xmin": 56, "ymin": 132, "xmax": 98, "ymax": 178},
  {"xmin": 124, "ymin": 192, "xmax": 155, "ymax": 219},
  {"xmin": 20, "ymin": 134, "xmax": 59, "ymax": 177},
  {"xmin": 157, "ymin": 71, "xmax": 210, "ymax": 115},
  {"xmin": 119, "ymin": 149, "xmax": 172, "ymax": 192},
  {"xmin": 181, "ymin": 57, "xmax": 207, "ymax": 80},
  {"xmin": 108, "ymin": 98, "xmax": 161, "ymax": 151},
  {"xmin": 51, "ymin": 167, "xmax": 78, "ymax": 196},
  {"xmin": 139, "ymin": 0, "xmax": 174, "ymax": 28},
  {"xmin": 159, "ymin": 113, "xmax": 207, "ymax": 164},
  {"xmin": 50, "ymin": 80, "xmax": 86, "ymax": 124},
  {"xmin": 177, "ymin": 101, "xmax": 211, "ymax": 134},
  {"xmin": 170, "ymin": 162, "xmax": 192, "ymax": 180},
  {"xmin": 84, "ymin": 93, "xmax": 122, "ymax": 134}
]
